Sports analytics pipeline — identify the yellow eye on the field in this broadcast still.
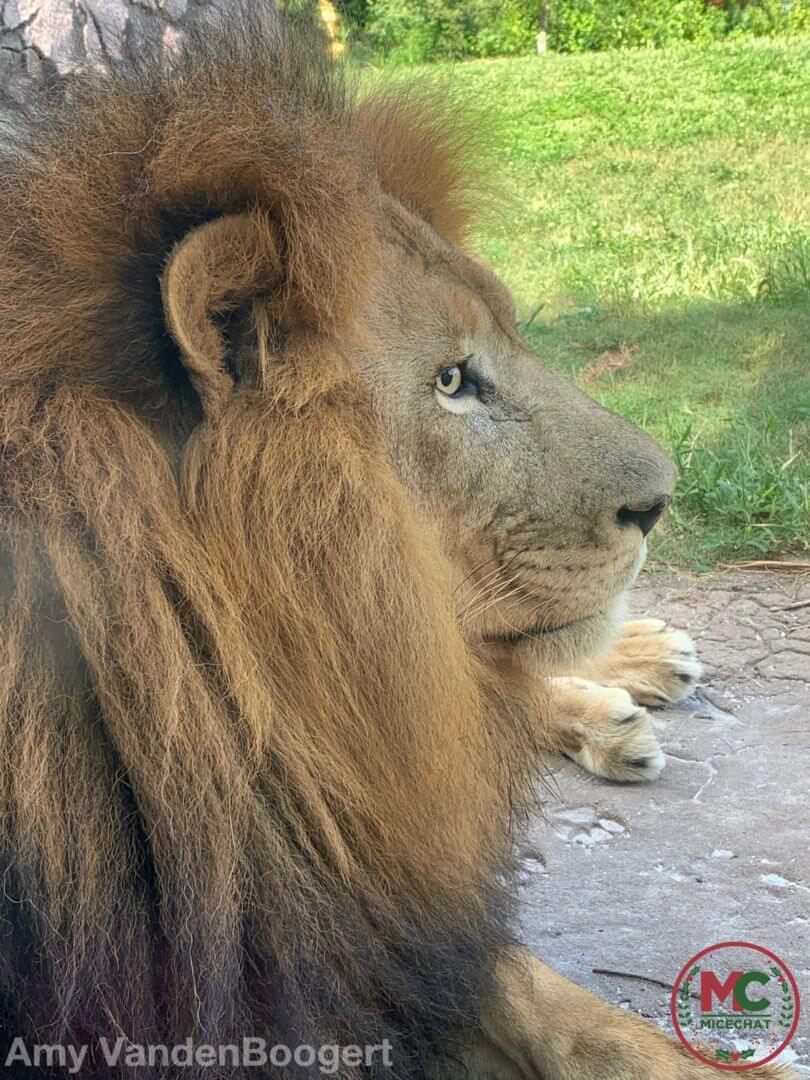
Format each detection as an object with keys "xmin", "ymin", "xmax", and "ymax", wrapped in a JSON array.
[{"xmin": 435, "ymin": 366, "xmax": 463, "ymax": 396}]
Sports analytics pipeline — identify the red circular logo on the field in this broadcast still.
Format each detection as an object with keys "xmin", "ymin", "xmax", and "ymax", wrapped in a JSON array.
[{"xmin": 671, "ymin": 941, "xmax": 800, "ymax": 1071}]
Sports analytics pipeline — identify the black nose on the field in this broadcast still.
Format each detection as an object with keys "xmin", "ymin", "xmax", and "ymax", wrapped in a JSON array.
[{"xmin": 617, "ymin": 495, "xmax": 671, "ymax": 537}]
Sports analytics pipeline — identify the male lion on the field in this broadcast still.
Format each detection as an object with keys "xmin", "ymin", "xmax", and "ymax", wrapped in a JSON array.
[{"xmin": 0, "ymin": 9, "xmax": 794, "ymax": 1080}]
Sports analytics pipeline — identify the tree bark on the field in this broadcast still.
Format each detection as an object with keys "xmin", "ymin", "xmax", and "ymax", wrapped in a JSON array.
[{"xmin": 0, "ymin": 0, "xmax": 232, "ymax": 95}]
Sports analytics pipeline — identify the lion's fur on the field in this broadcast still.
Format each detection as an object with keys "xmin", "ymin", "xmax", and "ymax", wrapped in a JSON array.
[{"xmin": 0, "ymin": 8, "xmax": 539, "ymax": 1076}]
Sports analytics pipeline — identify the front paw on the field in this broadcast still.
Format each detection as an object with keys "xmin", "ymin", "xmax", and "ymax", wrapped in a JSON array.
[
  {"xmin": 605, "ymin": 618, "xmax": 703, "ymax": 706},
  {"xmin": 551, "ymin": 677, "xmax": 665, "ymax": 782}
]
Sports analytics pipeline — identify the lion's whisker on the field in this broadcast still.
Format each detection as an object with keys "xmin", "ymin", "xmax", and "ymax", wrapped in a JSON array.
[
  {"xmin": 452, "ymin": 552, "xmax": 502, "ymax": 597},
  {"xmin": 457, "ymin": 551, "xmax": 524, "ymax": 614},
  {"xmin": 458, "ymin": 566, "xmax": 511, "ymax": 625},
  {"xmin": 462, "ymin": 577, "xmax": 528, "ymax": 628}
]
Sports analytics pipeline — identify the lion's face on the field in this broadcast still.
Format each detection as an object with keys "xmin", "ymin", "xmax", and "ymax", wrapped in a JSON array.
[{"xmin": 357, "ymin": 199, "xmax": 675, "ymax": 668}]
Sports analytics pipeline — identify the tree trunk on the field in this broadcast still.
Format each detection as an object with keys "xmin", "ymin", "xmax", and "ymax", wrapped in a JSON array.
[{"xmin": 0, "ymin": 0, "xmax": 236, "ymax": 95}]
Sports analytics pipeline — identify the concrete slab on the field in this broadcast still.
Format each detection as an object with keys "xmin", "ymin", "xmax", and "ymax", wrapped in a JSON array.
[{"xmin": 518, "ymin": 569, "xmax": 810, "ymax": 1071}]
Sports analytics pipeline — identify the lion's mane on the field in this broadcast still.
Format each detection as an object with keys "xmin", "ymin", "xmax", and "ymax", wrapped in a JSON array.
[{"xmin": 0, "ymin": 9, "xmax": 538, "ymax": 1077}]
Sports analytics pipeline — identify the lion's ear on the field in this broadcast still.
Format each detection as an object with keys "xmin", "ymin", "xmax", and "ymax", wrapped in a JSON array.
[{"xmin": 161, "ymin": 212, "xmax": 282, "ymax": 418}]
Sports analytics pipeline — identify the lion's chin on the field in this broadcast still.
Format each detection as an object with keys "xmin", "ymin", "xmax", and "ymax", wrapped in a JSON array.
[
  {"xmin": 484, "ymin": 596, "xmax": 628, "ymax": 673},
  {"xmin": 476, "ymin": 541, "xmax": 646, "ymax": 666},
  {"xmin": 485, "ymin": 605, "xmax": 613, "ymax": 645},
  {"xmin": 536, "ymin": 605, "xmax": 624, "ymax": 671}
]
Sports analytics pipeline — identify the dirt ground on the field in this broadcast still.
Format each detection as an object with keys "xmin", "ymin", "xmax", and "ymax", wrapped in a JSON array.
[{"xmin": 518, "ymin": 569, "xmax": 810, "ymax": 1072}]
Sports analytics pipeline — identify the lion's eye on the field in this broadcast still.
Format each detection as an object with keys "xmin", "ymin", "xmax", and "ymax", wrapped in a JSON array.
[{"xmin": 435, "ymin": 366, "xmax": 464, "ymax": 396}]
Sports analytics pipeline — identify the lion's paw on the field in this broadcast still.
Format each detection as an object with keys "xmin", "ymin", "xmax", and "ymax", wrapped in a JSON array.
[
  {"xmin": 590, "ymin": 618, "xmax": 703, "ymax": 707},
  {"xmin": 550, "ymin": 676, "xmax": 665, "ymax": 783}
]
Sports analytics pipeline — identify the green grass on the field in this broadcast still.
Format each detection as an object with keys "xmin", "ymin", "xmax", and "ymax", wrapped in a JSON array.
[{"xmin": 383, "ymin": 37, "xmax": 810, "ymax": 567}]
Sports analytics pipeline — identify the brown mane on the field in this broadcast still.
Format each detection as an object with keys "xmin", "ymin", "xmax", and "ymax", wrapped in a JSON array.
[{"xmin": 0, "ymin": 8, "xmax": 538, "ymax": 1076}]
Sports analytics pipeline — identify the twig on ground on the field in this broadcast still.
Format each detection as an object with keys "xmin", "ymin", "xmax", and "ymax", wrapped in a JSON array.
[
  {"xmin": 724, "ymin": 560, "xmax": 810, "ymax": 572},
  {"xmin": 592, "ymin": 968, "xmax": 674, "ymax": 991}
]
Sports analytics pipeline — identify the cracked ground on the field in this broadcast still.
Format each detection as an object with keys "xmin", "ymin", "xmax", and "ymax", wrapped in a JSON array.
[{"xmin": 518, "ymin": 569, "xmax": 809, "ymax": 1072}]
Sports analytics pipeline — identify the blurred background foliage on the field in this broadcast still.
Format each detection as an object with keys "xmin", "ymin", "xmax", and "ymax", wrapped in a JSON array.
[{"xmin": 330, "ymin": 0, "xmax": 810, "ymax": 63}]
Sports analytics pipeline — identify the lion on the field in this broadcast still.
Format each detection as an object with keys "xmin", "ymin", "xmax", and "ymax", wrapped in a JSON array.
[{"xmin": 0, "ymin": 8, "xmax": 794, "ymax": 1079}]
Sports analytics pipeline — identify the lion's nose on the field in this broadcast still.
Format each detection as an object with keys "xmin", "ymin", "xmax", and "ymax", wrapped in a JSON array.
[{"xmin": 616, "ymin": 494, "xmax": 671, "ymax": 537}]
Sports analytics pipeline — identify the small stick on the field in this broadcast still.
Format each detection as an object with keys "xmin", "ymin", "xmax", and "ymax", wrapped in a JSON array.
[
  {"xmin": 592, "ymin": 968, "xmax": 674, "ymax": 991},
  {"xmin": 724, "ymin": 560, "xmax": 810, "ymax": 571},
  {"xmin": 782, "ymin": 598, "xmax": 810, "ymax": 611}
]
